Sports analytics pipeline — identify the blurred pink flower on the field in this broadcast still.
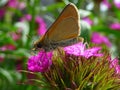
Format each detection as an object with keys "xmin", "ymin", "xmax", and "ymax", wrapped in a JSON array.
[
  {"xmin": 18, "ymin": 2, "xmax": 26, "ymax": 9},
  {"xmin": 16, "ymin": 60, "xmax": 23, "ymax": 71},
  {"xmin": 0, "ymin": 0, "xmax": 26, "ymax": 19},
  {"xmin": 0, "ymin": 44, "xmax": 16, "ymax": 51},
  {"xmin": 11, "ymin": 32, "xmax": 21, "ymax": 41},
  {"xmin": 82, "ymin": 17, "xmax": 93, "ymax": 25},
  {"xmin": 91, "ymin": 32, "xmax": 111, "ymax": 47},
  {"xmin": 21, "ymin": 14, "xmax": 47, "ymax": 36},
  {"xmin": 0, "ymin": 9, "xmax": 5, "ymax": 19},
  {"xmin": 102, "ymin": 0, "xmax": 111, "ymax": 9},
  {"xmin": 10, "ymin": 30, "xmax": 22, "ymax": 41},
  {"xmin": 110, "ymin": 58, "xmax": 120, "ymax": 74},
  {"xmin": 7, "ymin": 0, "xmax": 26, "ymax": 9},
  {"xmin": 64, "ymin": 42, "xmax": 103, "ymax": 58},
  {"xmin": 27, "ymin": 51, "xmax": 52, "ymax": 72},
  {"xmin": 35, "ymin": 16, "xmax": 47, "ymax": 36},
  {"xmin": 0, "ymin": 56, "xmax": 4, "ymax": 63},
  {"xmin": 21, "ymin": 14, "xmax": 31, "ymax": 21},
  {"xmin": 114, "ymin": 0, "xmax": 120, "ymax": 9},
  {"xmin": 7, "ymin": 0, "xmax": 18, "ymax": 8},
  {"xmin": 110, "ymin": 23, "xmax": 120, "ymax": 30},
  {"xmin": 11, "ymin": 33, "xmax": 21, "ymax": 41}
]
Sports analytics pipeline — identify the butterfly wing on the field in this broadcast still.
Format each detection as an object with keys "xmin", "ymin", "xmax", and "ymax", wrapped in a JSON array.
[{"xmin": 42, "ymin": 3, "xmax": 80, "ymax": 43}]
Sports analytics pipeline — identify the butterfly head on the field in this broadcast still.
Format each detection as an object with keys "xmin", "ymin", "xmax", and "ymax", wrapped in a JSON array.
[{"xmin": 33, "ymin": 40, "xmax": 43, "ymax": 51}]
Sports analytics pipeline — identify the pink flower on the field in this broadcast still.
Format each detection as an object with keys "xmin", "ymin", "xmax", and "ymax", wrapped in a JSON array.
[
  {"xmin": 11, "ymin": 33, "xmax": 21, "ymax": 41},
  {"xmin": 91, "ymin": 32, "xmax": 111, "ymax": 47},
  {"xmin": 35, "ymin": 16, "xmax": 47, "ymax": 36},
  {"xmin": 18, "ymin": 2, "xmax": 26, "ymax": 9},
  {"xmin": 21, "ymin": 14, "xmax": 47, "ymax": 36},
  {"xmin": 0, "ymin": 9, "xmax": 5, "ymax": 19},
  {"xmin": 10, "ymin": 30, "xmax": 22, "ymax": 41},
  {"xmin": 110, "ymin": 23, "xmax": 120, "ymax": 30},
  {"xmin": 102, "ymin": 0, "xmax": 111, "ymax": 9},
  {"xmin": 7, "ymin": 0, "xmax": 18, "ymax": 8},
  {"xmin": 110, "ymin": 58, "xmax": 120, "ymax": 74},
  {"xmin": 82, "ymin": 17, "xmax": 93, "ymax": 25},
  {"xmin": 0, "ymin": 44, "xmax": 16, "ymax": 51},
  {"xmin": 114, "ymin": 0, "xmax": 120, "ymax": 9},
  {"xmin": 16, "ymin": 60, "xmax": 23, "ymax": 71},
  {"xmin": 21, "ymin": 14, "xmax": 31, "ymax": 21},
  {"xmin": 64, "ymin": 42, "xmax": 103, "ymax": 58},
  {"xmin": 0, "ymin": 56, "xmax": 4, "ymax": 63},
  {"xmin": 27, "ymin": 51, "xmax": 52, "ymax": 72},
  {"xmin": 7, "ymin": 0, "xmax": 26, "ymax": 9}
]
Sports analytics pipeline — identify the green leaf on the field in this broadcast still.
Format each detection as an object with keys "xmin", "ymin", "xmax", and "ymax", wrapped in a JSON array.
[
  {"xmin": 44, "ymin": 3, "xmax": 65, "ymax": 12},
  {"xmin": 92, "ymin": 25, "xmax": 120, "ymax": 38},
  {"xmin": 13, "ymin": 48, "xmax": 30, "ymax": 57},
  {"xmin": 0, "ymin": 68, "xmax": 14, "ymax": 84},
  {"xmin": 0, "ymin": 23, "xmax": 18, "ymax": 32},
  {"xmin": 0, "ymin": 33, "xmax": 15, "ymax": 46}
]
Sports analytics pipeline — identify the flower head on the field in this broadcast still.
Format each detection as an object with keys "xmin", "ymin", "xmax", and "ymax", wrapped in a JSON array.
[
  {"xmin": 10, "ymin": 29, "xmax": 22, "ymax": 41},
  {"xmin": 7, "ymin": 0, "xmax": 18, "ymax": 8},
  {"xmin": 21, "ymin": 14, "xmax": 31, "ymax": 21},
  {"xmin": 110, "ymin": 23, "xmax": 120, "ymax": 30},
  {"xmin": 91, "ymin": 32, "xmax": 111, "ymax": 47},
  {"xmin": 82, "ymin": 17, "xmax": 93, "ymax": 25},
  {"xmin": 102, "ymin": 0, "xmax": 111, "ymax": 9},
  {"xmin": 0, "ymin": 44, "xmax": 16, "ymax": 51},
  {"xmin": 114, "ymin": 0, "xmax": 120, "ymax": 9},
  {"xmin": 0, "ymin": 9, "xmax": 5, "ymax": 19},
  {"xmin": 64, "ymin": 42, "xmax": 103, "ymax": 58},
  {"xmin": 16, "ymin": 60, "xmax": 23, "ymax": 71},
  {"xmin": 35, "ymin": 16, "xmax": 47, "ymax": 36},
  {"xmin": 0, "ymin": 56, "xmax": 4, "ymax": 63},
  {"xmin": 27, "ymin": 51, "xmax": 52, "ymax": 72},
  {"xmin": 26, "ymin": 42, "xmax": 120, "ymax": 89},
  {"xmin": 110, "ymin": 58, "xmax": 120, "ymax": 74}
]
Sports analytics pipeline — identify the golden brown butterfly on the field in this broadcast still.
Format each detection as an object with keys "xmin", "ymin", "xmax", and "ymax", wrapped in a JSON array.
[{"xmin": 33, "ymin": 3, "xmax": 83, "ymax": 51}]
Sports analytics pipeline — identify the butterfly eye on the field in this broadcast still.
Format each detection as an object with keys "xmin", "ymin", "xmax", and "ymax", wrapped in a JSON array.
[
  {"xmin": 36, "ymin": 43, "xmax": 42, "ymax": 48},
  {"xmin": 33, "ymin": 42, "xmax": 42, "ymax": 51}
]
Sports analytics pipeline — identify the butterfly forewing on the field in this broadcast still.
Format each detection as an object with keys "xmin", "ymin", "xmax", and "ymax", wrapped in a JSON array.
[
  {"xmin": 41, "ymin": 3, "xmax": 80, "ymax": 43},
  {"xmin": 34, "ymin": 3, "xmax": 81, "ymax": 51}
]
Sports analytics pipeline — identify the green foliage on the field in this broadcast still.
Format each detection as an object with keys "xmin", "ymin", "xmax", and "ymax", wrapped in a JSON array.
[{"xmin": 0, "ymin": 0, "xmax": 120, "ymax": 90}]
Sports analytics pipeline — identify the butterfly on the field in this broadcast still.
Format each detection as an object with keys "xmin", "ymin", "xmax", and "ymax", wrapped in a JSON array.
[{"xmin": 33, "ymin": 3, "xmax": 83, "ymax": 52}]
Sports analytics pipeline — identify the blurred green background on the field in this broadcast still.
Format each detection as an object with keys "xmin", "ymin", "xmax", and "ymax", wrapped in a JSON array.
[{"xmin": 0, "ymin": 0, "xmax": 120, "ymax": 90}]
